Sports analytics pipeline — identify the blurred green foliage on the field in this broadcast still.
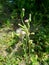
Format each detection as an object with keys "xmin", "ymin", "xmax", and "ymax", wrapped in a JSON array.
[{"xmin": 0, "ymin": 0, "xmax": 49, "ymax": 65}]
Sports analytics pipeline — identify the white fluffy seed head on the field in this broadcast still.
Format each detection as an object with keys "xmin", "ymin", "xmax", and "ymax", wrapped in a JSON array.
[{"xmin": 16, "ymin": 28, "xmax": 26, "ymax": 38}]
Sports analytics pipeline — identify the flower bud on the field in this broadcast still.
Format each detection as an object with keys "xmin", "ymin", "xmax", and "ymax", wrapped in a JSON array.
[
  {"xmin": 22, "ymin": 8, "xmax": 25, "ymax": 11},
  {"xmin": 29, "ymin": 13, "xmax": 31, "ymax": 22}
]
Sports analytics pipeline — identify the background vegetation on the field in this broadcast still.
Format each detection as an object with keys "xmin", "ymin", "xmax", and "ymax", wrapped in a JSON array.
[{"xmin": 0, "ymin": 0, "xmax": 49, "ymax": 65}]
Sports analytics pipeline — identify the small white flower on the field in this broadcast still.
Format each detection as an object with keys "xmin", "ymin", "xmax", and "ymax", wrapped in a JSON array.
[{"xmin": 25, "ymin": 19, "xmax": 29, "ymax": 22}]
